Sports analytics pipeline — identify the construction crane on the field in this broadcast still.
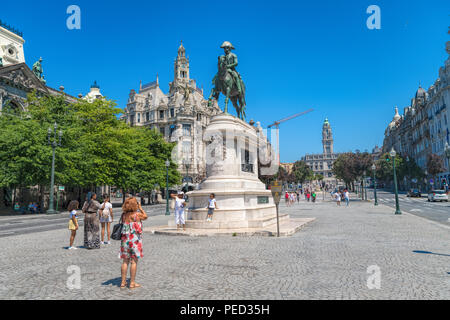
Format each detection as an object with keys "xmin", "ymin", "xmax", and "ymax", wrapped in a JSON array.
[{"xmin": 267, "ymin": 108, "xmax": 314, "ymax": 166}]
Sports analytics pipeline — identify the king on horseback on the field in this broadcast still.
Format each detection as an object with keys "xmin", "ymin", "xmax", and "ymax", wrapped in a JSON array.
[{"xmin": 208, "ymin": 41, "xmax": 246, "ymax": 120}]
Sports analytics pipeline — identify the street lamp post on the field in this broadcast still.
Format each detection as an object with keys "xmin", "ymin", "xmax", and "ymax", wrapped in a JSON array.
[
  {"xmin": 390, "ymin": 148, "xmax": 401, "ymax": 215},
  {"xmin": 372, "ymin": 163, "xmax": 378, "ymax": 206},
  {"xmin": 46, "ymin": 122, "xmax": 62, "ymax": 214},
  {"xmin": 406, "ymin": 156, "xmax": 411, "ymax": 191},
  {"xmin": 364, "ymin": 171, "xmax": 368, "ymax": 201},
  {"xmin": 165, "ymin": 159, "xmax": 170, "ymax": 215}
]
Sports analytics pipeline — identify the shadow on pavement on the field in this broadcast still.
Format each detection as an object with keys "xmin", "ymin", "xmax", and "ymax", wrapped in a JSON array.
[
  {"xmin": 413, "ymin": 250, "xmax": 450, "ymax": 257},
  {"xmin": 102, "ymin": 277, "xmax": 123, "ymax": 287}
]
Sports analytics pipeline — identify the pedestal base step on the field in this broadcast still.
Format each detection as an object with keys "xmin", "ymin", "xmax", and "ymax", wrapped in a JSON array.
[
  {"xmin": 168, "ymin": 213, "xmax": 290, "ymax": 229},
  {"xmin": 145, "ymin": 218, "xmax": 316, "ymax": 237}
]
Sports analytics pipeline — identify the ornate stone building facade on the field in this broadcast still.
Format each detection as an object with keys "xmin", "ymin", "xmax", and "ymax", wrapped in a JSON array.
[
  {"xmin": 382, "ymin": 37, "xmax": 449, "ymax": 188},
  {"xmin": 0, "ymin": 23, "xmax": 76, "ymax": 114},
  {"xmin": 301, "ymin": 118, "xmax": 339, "ymax": 183},
  {"xmin": 122, "ymin": 42, "xmax": 221, "ymax": 182}
]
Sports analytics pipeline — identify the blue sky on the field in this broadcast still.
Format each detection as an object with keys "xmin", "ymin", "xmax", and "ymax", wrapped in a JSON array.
[{"xmin": 2, "ymin": 0, "xmax": 449, "ymax": 162}]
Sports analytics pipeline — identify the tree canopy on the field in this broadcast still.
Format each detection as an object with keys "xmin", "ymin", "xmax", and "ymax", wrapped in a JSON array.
[
  {"xmin": 0, "ymin": 92, "xmax": 181, "ymax": 194},
  {"xmin": 332, "ymin": 152, "xmax": 372, "ymax": 185}
]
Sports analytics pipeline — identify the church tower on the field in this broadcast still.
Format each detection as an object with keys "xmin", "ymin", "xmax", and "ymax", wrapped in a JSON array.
[
  {"xmin": 174, "ymin": 41, "xmax": 190, "ymax": 85},
  {"xmin": 322, "ymin": 118, "xmax": 334, "ymax": 155}
]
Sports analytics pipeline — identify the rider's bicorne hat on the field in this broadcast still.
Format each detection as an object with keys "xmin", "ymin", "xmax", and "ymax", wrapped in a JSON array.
[{"xmin": 220, "ymin": 41, "xmax": 235, "ymax": 50}]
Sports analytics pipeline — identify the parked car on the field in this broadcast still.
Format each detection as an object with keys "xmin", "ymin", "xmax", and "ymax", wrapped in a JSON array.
[
  {"xmin": 407, "ymin": 189, "xmax": 421, "ymax": 197},
  {"xmin": 427, "ymin": 190, "xmax": 449, "ymax": 202}
]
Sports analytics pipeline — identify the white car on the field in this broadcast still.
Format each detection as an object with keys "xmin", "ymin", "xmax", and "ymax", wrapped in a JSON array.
[{"xmin": 427, "ymin": 190, "xmax": 449, "ymax": 202}]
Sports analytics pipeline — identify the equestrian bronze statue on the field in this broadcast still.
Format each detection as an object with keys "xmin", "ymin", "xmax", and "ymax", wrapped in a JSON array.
[{"xmin": 208, "ymin": 41, "xmax": 246, "ymax": 120}]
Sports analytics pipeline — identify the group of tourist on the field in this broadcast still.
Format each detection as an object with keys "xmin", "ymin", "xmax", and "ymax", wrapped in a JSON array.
[
  {"xmin": 303, "ymin": 189, "xmax": 317, "ymax": 203},
  {"xmin": 285, "ymin": 192, "xmax": 298, "ymax": 206},
  {"xmin": 285, "ymin": 189, "xmax": 321, "ymax": 205},
  {"xmin": 65, "ymin": 191, "xmax": 220, "ymax": 289},
  {"xmin": 13, "ymin": 202, "xmax": 42, "ymax": 214},
  {"xmin": 332, "ymin": 189, "xmax": 350, "ymax": 206},
  {"xmin": 67, "ymin": 192, "xmax": 147, "ymax": 289},
  {"xmin": 67, "ymin": 192, "xmax": 115, "ymax": 250}
]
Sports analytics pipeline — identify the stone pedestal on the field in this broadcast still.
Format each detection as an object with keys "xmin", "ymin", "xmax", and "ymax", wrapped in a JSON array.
[{"xmin": 149, "ymin": 113, "xmax": 314, "ymax": 236}]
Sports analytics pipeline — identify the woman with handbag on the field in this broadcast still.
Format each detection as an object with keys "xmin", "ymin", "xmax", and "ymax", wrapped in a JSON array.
[
  {"xmin": 81, "ymin": 192, "xmax": 102, "ymax": 249},
  {"xmin": 119, "ymin": 197, "xmax": 147, "ymax": 289},
  {"xmin": 100, "ymin": 194, "xmax": 113, "ymax": 245}
]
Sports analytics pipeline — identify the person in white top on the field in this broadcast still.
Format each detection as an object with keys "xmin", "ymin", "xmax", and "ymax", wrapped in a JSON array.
[
  {"xmin": 334, "ymin": 191, "xmax": 341, "ymax": 206},
  {"xmin": 206, "ymin": 193, "xmax": 218, "ymax": 222},
  {"xmin": 171, "ymin": 192, "xmax": 186, "ymax": 231},
  {"xmin": 100, "ymin": 194, "xmax": 114, "ymax": 244},
  {"xmin": 344, "ymin": 190, "xmax": 350, "ymax": 206}
]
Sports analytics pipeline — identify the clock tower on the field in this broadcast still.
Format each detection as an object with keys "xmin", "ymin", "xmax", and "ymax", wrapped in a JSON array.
[
  {"xmin": 322, "ymin": 118, "xmax": 334, "ymax": 155},
  {"xmin": 174, "ymin": 41, "xmax": 190, "ymax": 85}
]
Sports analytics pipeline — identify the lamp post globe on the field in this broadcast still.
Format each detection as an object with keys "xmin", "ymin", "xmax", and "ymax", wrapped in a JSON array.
[
  {"xmin": 389, "ymin": 148, "xmax": 396, "ymax": 158},
  {"xmin": 371, "ymin": 163, "xmax": 378, "ymax": 206},
  {"xmin": 165, "ymin": 159, "xmax": 170, "ymax": 215},
  {"xmin": 390, "ymin": 148, "xmax": 401, "ymax": 214}
]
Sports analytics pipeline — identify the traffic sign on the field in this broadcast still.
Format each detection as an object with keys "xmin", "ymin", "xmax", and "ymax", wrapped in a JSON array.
[
  {"xmin": 58, "ymin": 186, "xmax": 65, "ymax": 191},
  {"xmin": 270, "ymin": 180, "xmax": 282, "ymax": 237},
  {"xmin": 270, "ymin": 180, "xmax": 282, "ymax": 205},
  {"xmin": 411, "ymin": 178, "xmax": 417, "ymax": 183}
]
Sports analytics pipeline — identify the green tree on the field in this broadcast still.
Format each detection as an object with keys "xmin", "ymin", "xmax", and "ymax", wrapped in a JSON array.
[
  {"xmin": 292, "ymin": 160, "xmax": 313, "ymax": 184},
  {"xmin": 426, "ymin": 153, "xmax": 445, "ymax": 189},
  {"xmin": 375, "ymin": 153, "xmax": 404, "ymax": 184},
  {"xmin": 333, "ymin": 152, "xmax": 372, "ymax": 188},
  {"xmin": 0, "ymin": 92, "xmax": 180, "ymax": 206}
]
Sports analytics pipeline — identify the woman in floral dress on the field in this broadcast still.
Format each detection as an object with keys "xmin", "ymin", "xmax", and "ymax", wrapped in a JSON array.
[{"xmin": 119, "ymin": 197, "xmax": 147, "ymax": 289}]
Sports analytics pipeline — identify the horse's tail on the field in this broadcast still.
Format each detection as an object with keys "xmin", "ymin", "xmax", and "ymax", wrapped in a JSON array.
[{"xmin": 240, "ymin": 80, "xmax": 246, "ymax": 107}]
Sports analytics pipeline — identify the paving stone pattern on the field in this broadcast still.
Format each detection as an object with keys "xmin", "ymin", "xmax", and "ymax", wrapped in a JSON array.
[{"xmin": 0, "ymin": 197, "xmax": 449, "ymax": 300}]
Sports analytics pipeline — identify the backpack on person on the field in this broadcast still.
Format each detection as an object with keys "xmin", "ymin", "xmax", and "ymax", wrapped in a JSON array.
[{"xmin": 100, "ymin": 202, "xmax": 110, "ymax": 219}]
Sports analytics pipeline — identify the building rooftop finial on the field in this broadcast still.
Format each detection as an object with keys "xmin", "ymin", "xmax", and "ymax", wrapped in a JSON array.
[{"xmin": 90, "ymin": 80, "xmax": 100, "ymax": 89}]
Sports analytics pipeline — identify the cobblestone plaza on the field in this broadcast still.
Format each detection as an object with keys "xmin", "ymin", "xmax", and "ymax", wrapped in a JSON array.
[{"xmin": 0, "ymin": 197, "xmax": 448, "ymax": 300}]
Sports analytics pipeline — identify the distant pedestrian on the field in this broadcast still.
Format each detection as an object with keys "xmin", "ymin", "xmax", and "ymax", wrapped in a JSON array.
[
  {"xmin": 285, "ymin": 192, "xmax": 289, "ymax": 205},
  {"xmin": 171, "ymin": 191, "xmax": 186, "ymax": 230},
  {"xmin": 306, "ymin": 192, "xmax": 311, "ymax": 202},
  {"xmin": 67, "ymin": 200, "xmax": 79, "ymax": 250},
  {"xmin": 334, "ymin": 191, "xmax": 341, "ymax": 206},
  {"xmin": 100, "ymin": 194, "xmax": 113, "ymax": 245},
  {"xmin": 312, "ymin": 191, "xmax": 316, "ymax": 203},
  {"xmin": 206, "ymin": 193, "xmax": 218, "ymax": 222},
  {"xmin": 119, "ymin": 197, "xmax": 148, "ymax": 289},
  {"xmin": 82, "ymin": 192, "xmax": 102, "ymax": 249},
  {"xmin": 344, "ymin": 189, "xmax": 350, "ymax": 206},
  {"xmin": 289, "ymin": 192, "xmax": 295, "ymax": 206}
]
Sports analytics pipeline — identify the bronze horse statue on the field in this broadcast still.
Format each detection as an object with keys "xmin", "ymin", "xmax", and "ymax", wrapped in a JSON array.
[{"xmin": 208, "ymin": 56, "xmax": 246, "ymax": 121}]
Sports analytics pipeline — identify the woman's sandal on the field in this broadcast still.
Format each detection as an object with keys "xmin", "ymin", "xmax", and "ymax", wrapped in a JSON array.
[
  {"xmin": 120, "ymin": 282, "xmax": 127, "ymax": 289},
  {"xmin": 129, "ymin": 283, "xmax": 141, "ymax": 289}
]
